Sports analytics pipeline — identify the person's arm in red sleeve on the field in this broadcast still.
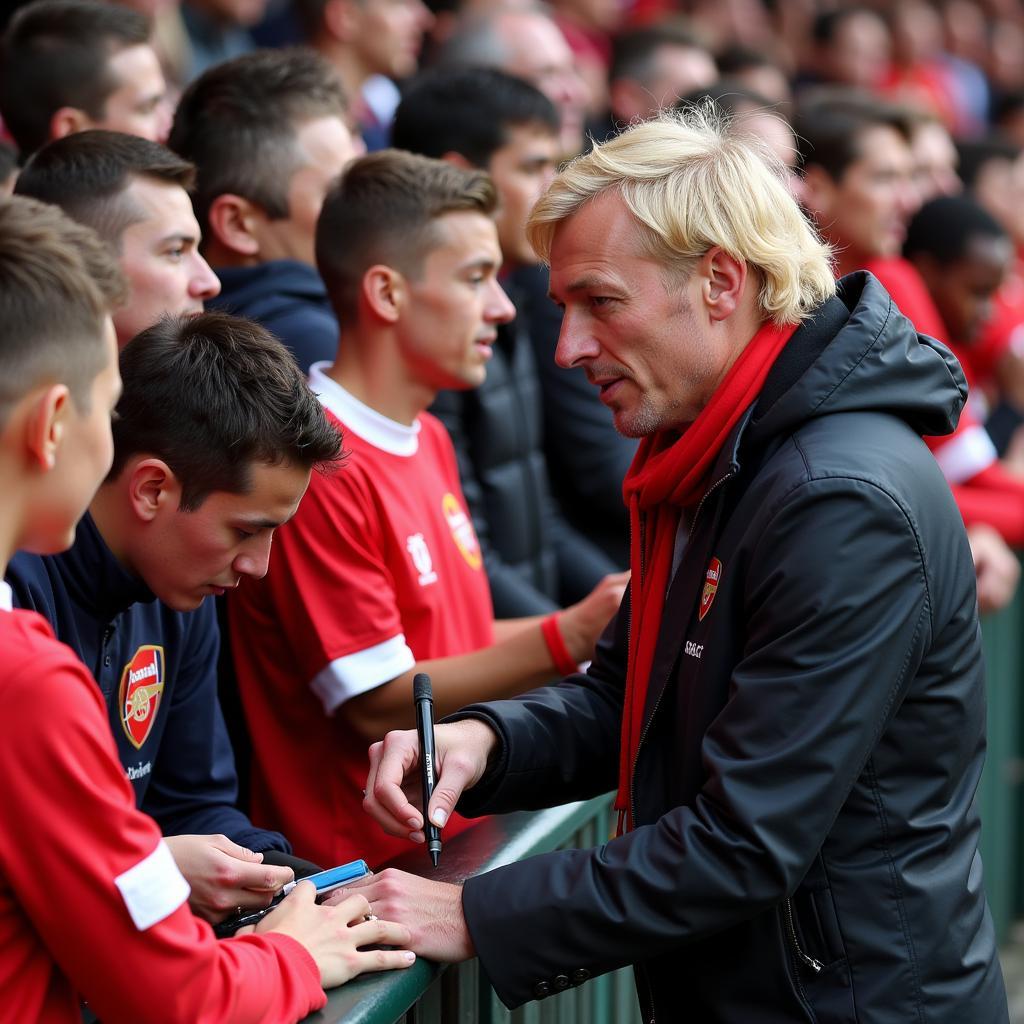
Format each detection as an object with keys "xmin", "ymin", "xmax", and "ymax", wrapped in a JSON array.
[
  {"xmin": 951, "ymin": 462, "xmax": 1024, "ymax": 548},
  {"xmin": 0, "ymin": 633, "xmax": 327, "ymax": 1024}
]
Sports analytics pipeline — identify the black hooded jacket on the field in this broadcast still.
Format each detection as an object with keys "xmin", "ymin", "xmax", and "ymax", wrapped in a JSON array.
[{"xmin": 453, "ymin": 275, "xmax": 1008, "ymax": 1022}]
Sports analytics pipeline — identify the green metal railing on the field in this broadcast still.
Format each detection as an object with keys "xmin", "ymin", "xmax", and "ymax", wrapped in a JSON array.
[
  {"xmin": 979, "ymin": 587, "xmax": 1024, "ymax": 943},
  {"xmin": 302, "ymin": 796, "xmax": 642, "ymax": 1024}
]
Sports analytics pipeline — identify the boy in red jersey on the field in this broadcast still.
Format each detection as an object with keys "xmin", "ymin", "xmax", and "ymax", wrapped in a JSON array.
[
  {"xmin": 0, "ymin": 194, "xmax": 414, "ymax": 1023},
  {"xmin": 228, "ymin": 151, "xmax": 627, "ymax": 868}
]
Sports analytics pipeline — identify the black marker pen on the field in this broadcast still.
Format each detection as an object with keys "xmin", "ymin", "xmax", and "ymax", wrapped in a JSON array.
[{"xmin": 413, "ymin": 673, "xmax": 442, "ymax": 868}]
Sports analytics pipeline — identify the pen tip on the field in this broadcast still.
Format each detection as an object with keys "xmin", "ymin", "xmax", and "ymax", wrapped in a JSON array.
[{"xmin": 430, "ymin": 850, "xmax": 439, "ymax": 868}]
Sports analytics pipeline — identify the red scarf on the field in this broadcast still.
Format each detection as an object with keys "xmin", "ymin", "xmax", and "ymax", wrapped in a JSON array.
[{"xmin": 614, "ymin": 319, "xmax": 798, "ymax": 832}]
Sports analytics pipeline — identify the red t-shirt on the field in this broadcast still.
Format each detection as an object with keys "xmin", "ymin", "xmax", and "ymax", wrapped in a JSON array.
[
  {"xmin": 866, "ymin": 258, "xmax": 998, "ymax": 482},
  {"xmin": 0, "ymin": 582, "xmax": 325, "ymax": 1024},
  {"xmin": 867, "ymin": 258, "xmax": 1024, "ymax": 543},
  {"xmin": 229, "ymin": 368, "xmax": 494, "ymax": 868}
]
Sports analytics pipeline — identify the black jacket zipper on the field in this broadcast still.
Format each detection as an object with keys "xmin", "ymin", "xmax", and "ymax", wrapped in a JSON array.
[{"xmin": 784, "ymin": 898, "xmax": 824, "ymax": 974}]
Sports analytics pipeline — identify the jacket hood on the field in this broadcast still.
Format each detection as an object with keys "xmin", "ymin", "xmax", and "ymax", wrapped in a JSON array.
[
  {"xmin": 211, "ymin": 259, "xmax": 327, "ymax": 315},
  {"xmin": 748, "ymin": 271, "xmax": 967, "ymax": 445}
]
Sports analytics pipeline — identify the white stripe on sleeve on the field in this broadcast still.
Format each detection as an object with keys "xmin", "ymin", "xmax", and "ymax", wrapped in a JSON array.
[
  {"xmin": 114, "ymin": 839, "xmax": 190, "ymax": 931},
  {"xmin": 932, "ymin": 423, "xmax": 997, "ymax": 485},
  {"xmin": 310, "ymin": 634, "xmax": 416, "ymax": 715}
]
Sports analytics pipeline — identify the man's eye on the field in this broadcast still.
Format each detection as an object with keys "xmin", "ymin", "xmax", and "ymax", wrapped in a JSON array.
[{"xmin": 235, "ymin": 528, "xmax": 256, "ymax": 540}]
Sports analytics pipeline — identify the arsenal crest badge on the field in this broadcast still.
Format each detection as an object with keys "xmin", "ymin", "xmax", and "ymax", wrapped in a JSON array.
[
  {"xmin": 119, "ymin": 645, "xmax": 165, "ymax": 750},
  {"xmin": 699, "ymin": 557, "xmax": 722, "ymax": 621}
]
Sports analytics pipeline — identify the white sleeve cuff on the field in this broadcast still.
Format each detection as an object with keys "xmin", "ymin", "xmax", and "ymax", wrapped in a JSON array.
[
  {"xmin": 115, "ymin": 839, "xmax": 190, "ymax": 931},
  {"xmin": 310, "ymin": 634, "xmax": 416, "ymax": 714},
  {"xmin": 933, "ymin": 423, "xmax": 997, "ymax": 485}
]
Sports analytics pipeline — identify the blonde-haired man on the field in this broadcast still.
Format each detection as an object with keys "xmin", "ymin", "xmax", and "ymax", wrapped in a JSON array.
[{"xmin": 356, "ymin": 109, "xmax": 1007, "ymax": 1023}]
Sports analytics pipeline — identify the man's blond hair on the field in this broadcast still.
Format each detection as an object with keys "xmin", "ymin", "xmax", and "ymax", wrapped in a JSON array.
[{"xmin": 528, "ymin": 105, "xmax": 836, "ymax": 324}]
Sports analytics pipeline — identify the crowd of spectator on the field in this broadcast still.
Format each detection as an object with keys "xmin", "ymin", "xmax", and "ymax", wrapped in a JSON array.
[{"xmin": 4, "ymin": 0, "xmax": 1024, "ymax": 1018}]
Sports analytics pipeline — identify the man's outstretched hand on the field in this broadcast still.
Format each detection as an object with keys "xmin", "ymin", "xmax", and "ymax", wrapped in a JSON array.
[{"xmin": 332, "ymin": 869, "xmax": 475, "ymax": 964}]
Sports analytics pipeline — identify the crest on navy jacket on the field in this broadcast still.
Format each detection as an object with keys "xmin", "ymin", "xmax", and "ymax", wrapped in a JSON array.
[
  {"xmin": 119, "ymin": 645, "xmax": 166, "ymax": 749},
  {"xmin": 699, "ymin": 557, "xmax": 722, "ymax": 622}
]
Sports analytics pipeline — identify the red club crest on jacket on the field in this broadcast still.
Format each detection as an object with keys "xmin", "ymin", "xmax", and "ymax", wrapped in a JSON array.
[
  {"xmin": 699, "ymin": 558, "xmax": 722, "ymax": 622},
  {"xmin": 119, "ymin": 645, "xmax": 165, "ymax": 750}
]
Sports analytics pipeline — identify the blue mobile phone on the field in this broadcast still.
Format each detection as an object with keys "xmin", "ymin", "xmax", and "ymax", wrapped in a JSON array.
[
  {"xmin": 212, "ymin": 859, "xmax": 372, "ymax": 938},
  {"xmin": 302, "ymin": 859, "xmax": 370, "ymax": 899}
]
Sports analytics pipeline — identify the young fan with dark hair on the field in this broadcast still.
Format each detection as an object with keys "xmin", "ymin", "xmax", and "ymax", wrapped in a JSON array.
[
  {"xmin": 0, "ymin": 0, "xmax": 171, "ymax": 157},
  {"xmin": 16, "ymin": 129, "xmax": 221, "ymax": 346},
  {"xmin": 169, "ymin": 47, "xmax": 361, "ymax": 370},
  {"xmin": 0, "ymin": 195, "xmax": 414, "ymax": 1024},
  {"xmin": 7, "ymin": 310, "xmax": 344, "ymax": 923}
]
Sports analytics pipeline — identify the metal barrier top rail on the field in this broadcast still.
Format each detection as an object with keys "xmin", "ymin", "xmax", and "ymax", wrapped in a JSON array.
[{"xmin": 302, "ymin": 796, "xmax": 617, "ymax": 1024}]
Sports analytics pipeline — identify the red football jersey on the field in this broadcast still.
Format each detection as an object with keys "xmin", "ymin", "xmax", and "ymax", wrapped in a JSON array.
[{"xmin": 229, "ymin": 369, "xmax": 494, "ymax": 867}]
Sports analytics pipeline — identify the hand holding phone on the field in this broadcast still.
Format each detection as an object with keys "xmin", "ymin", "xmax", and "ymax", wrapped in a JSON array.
[{"xmin": 213, "ymin": 859, "xmax": 371, "ymax": 937}]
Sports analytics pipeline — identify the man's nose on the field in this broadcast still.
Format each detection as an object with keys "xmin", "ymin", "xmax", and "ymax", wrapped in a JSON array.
[
  {"xmin": 487, "ymin": 280, "xmax": 517, "ymax": 324},
  {"xmin": 235, "ymin": 535, "xmax": 273, "ymax": 580},
  {"xmin": 191, "ymin": 254, "xmax": 221, "ymax": 301},
  {"xmin": 555, "ymin": 309, "xmax": 599, "ymax": 368}
]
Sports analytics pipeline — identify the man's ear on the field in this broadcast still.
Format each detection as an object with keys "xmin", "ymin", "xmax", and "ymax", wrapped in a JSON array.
[
  {"xmin": 207, "ymin": 194, "xmax": 262, "ymax": 258},
  {"xmin": 361, "ymin": 265, "xmax": 404, "ymax": 324},
  {"xmin": 699, "ymin": 246, "xmax": 748, "ymax": 323},
  {"xmin": 125, "ymin": 457, "xmax": 182, "ymax": 523},
  {"xmin": 23, "ymin": 385, "xmax": 70, "ymax": 471},
  {"xmin": 800, "ymin": 164, "xmax": 836, "ymax": 220},
  {"xmin": 49, "ymin": 106, "xmax": 91, "ymax": 141}
]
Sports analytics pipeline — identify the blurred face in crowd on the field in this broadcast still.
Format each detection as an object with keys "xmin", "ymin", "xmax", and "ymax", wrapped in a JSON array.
[
  {"xmin": 550, "ymin": 191, "xmax": 734, "ymax": 436},
  {"xmin": 396, "ymin": 210, "xmax": 516, "ymax": 394},
  {"xmin": 351, "ymin": 0, "xmax": 434, "ymax": 80},
  {"xmin": 915, "ymin": 235, "xmax": 1013, "ymax": 344},
  {"xmin": 804, "ymin": 125, "xmax": 919, "ymax": 269},
  {"xmin": 487, "ymin": 122, "xmax": 559, "ymax": 268},
  {"xmin": 612, "ymin": 43, "xmax": 718, "ymax": 124},
  {"xmin": 911, "ymin": 121, "xmax": 961, "ymax": 202},
  {"xmin": 646, "ymin": 44, "xmax": 718, "ymax": 110},
  {"xmin": 127, "ymin": 458, "xmax": 311, "ymax": 610},
  {"xmin": 191, "ymin": 0, "xmax": 271, "ymax": 27},
  {"xmin": 973, "ymin": 153, "xmax": 1024, "ymax": 247},
  {"xmin": 740, "ymin": 110, "xmax": 802, "ymax": 201},
  {"xmin": 498, "ymin": 11, "xmax": 590, "ymax": 159},
  {"xmin": 819, "ymin": 11, "xmax": 890, "ymax": 90},
  {"xmin": 254, "ymin": 115, "xmax": 362, "ymax": 267},
  {"xmin": 91, "ymin": 44, "xmax": 172, "ymax": 145},
  {"xmin": 114, "ymin": 177, "xmax": 221, "ymax": 346}
]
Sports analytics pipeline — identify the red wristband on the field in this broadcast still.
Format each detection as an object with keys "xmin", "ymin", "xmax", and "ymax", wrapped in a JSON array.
[{"xmin": 541, "ymin": 613, "xmax": 578, "ymax": 677}]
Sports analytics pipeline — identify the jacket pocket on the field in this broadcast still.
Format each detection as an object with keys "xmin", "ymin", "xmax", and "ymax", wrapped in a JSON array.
[{"xmin": 789, "ymin": 856, "xmax": 848, "ymax": 969}]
